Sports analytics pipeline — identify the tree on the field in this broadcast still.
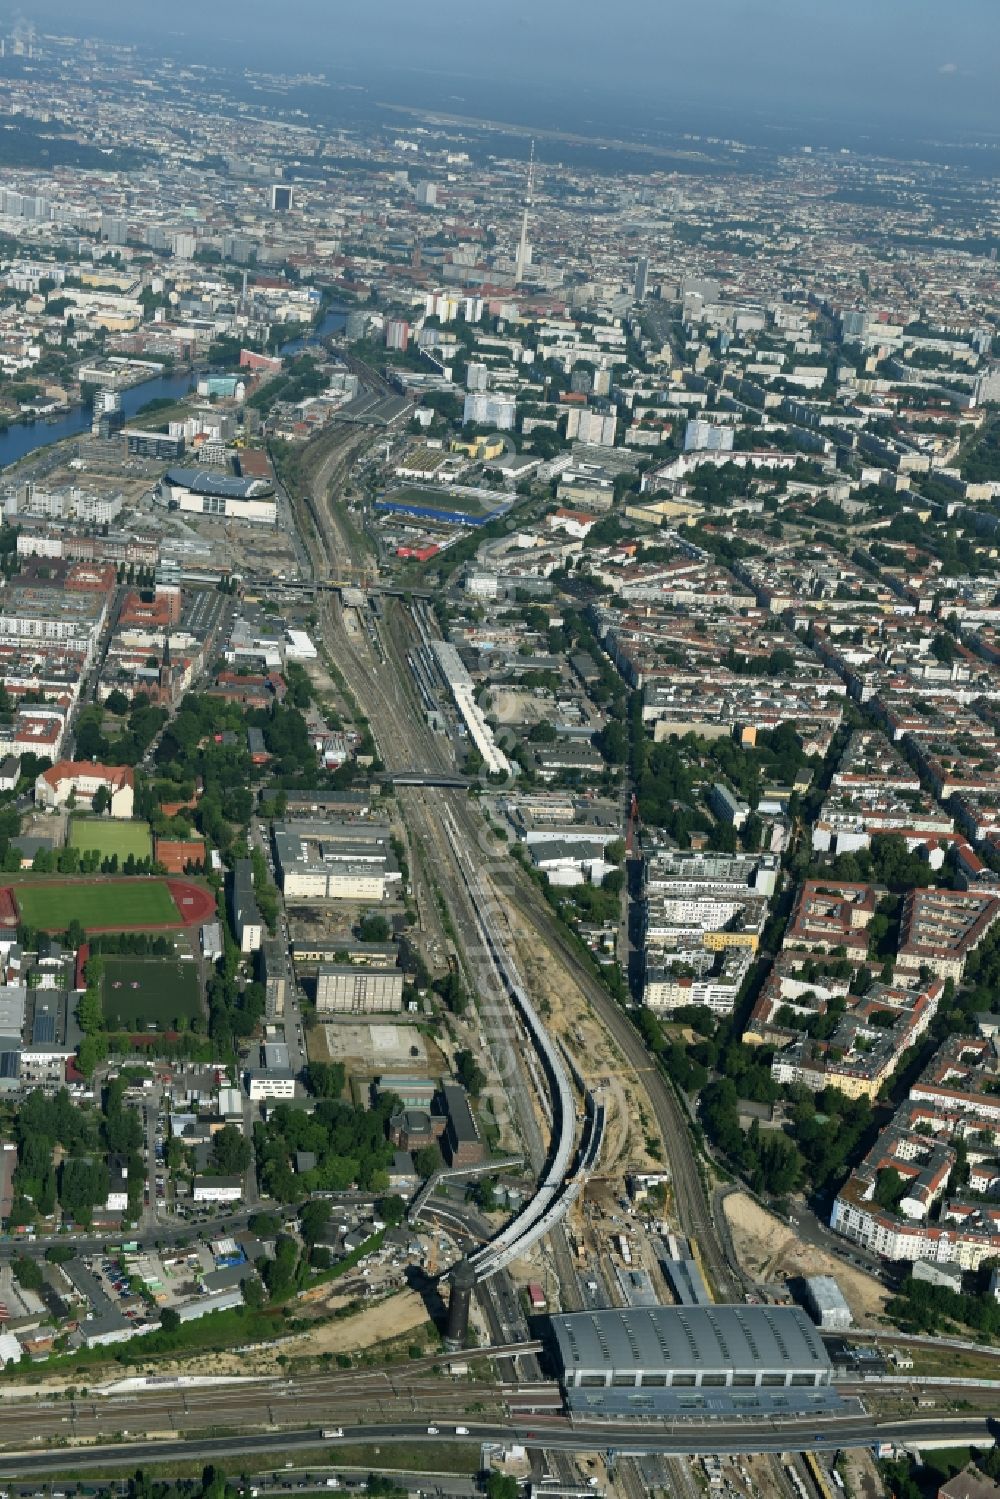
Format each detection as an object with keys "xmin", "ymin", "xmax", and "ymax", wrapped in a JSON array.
[
  {"xmin": 978, "ymin": 1446, "xmax": 1000, "ymax": 1482},
  {"xmin": 595, "ymin": 719, "xmax": 627, "ymax": 765},
  {"xmin": 931, "ymin": 632, "xmax": 957, "ymax": 666},
  {"xmin": 305, "ymin": 1061, "xmax": 346, "ymax": 1099},
  {"xmin": 743, "ymin": 811, "xmax": 763, "ymax": 852},
  {"xmin": 299, "ymin": 1198, "xmax": 331, "ymax": 1246},
  {"xmin": 874, "ymin": 1167, "xmax": 907, "ymax": 1212},
  {"xmin": 473, "ymin": 1177, "xmax": 498, "ymax": 1212},
  {"xmin": 528, "ymin": 720, "xmax": 557, "ymax": 744},
  {"xmin": 414, "ymin": 1145, "xmax": 441, "ymax": 1179},
  {"xmin": 12, "ymin": 1255, "xmax": 43, "ymax": 1291},
  {"xmin": 263, "ymin": 1234, "xmax": 299, "ymax": 1299},
  {"xmin": 249, "ymin": 1210, "xmax": 282, "ymax": 1237},
  {"xmin": 76, "ymin": 983, "xmax": 104, "ymax": 1035},
  {"xmin": 92, "ymin": 785, "xmax": 111, "ymax": 816},
  {"xmin": 105, "ymin": 689, "xmax": 130, "ymax": 716},
  {"xmin": 455, "ymin": 1049, "xmax": 486, "ymax": 1098},
  {"xmin": 242, "ymin": 1273, "xmax": 265, "ymax": 1308},
  {"xmin": 77, "ymin": 1033, "xmax": 108, "ymax": 1077},
  {"xmin": 376, "ymin": 1194, "xmax": 406, "ymax": 1227},
  {"xmin": 160, "ymin": 1307, "xmax": 181, "ymax": 1332},
  {"xmin": 211, "ymin": 1124, "xmax": 252, "ymax": 1175},
  {"xmin": 358, "ymin": 912, "xmax": 391, "ymax": 943},
  {"xmin": 58, "ymin": 1157, "xmax": 109, "ymax": 1226}
]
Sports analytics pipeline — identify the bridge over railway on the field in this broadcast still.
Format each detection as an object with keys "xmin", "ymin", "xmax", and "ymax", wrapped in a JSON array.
[{"xmin": 385, "ymin": 769, "xmax": 473, "ymax": 788}]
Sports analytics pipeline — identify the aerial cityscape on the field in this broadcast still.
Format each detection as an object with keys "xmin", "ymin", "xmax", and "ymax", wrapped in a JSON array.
[{"xmin": 0, "ymin": 5, "xmax": 999, "ymax": 1499}]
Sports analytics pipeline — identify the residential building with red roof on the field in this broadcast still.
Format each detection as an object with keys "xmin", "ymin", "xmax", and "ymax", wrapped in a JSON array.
[{"xmin": 35, "ymin": 761, "xmax": 135, "ymax": 818}]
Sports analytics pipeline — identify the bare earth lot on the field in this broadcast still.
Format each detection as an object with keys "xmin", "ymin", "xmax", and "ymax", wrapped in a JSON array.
[{"xmin": 723, "ymin": 1191, "xmax": 888, "ymax": 1324}]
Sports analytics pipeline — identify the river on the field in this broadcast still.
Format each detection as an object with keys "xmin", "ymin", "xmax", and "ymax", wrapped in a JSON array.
[
  {"xmin": 278, "ymin": 304, "xmax": 347, "ymax": 355},
  {"xmin": 0, "ymin": 304, "xmax": 349, "ymax": 473},
  {"xmin": 0, "ymin": 367, "xmax": 196, "ymax": 473}
]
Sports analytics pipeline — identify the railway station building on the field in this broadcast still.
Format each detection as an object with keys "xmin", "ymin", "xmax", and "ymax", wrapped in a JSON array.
[{"xmin": 549, "ymin": 1305, "xmax": 842, "ymax": 1417}]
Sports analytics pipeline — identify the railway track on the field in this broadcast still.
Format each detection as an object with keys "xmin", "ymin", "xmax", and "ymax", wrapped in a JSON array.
[
  {"xmin": 0, "ymin": 1378, "xmax": 563, "ymax": 1449},
  {"xmin": 283, "ymin": 431, "xmax": 741, "ymax": 1300},
  {"xmin": 486, "ymin": 858, "xmax": 742, "ymax": 1300},
  {"xmin": 336, "ymin": 587, "xmax": 740, "ymax": 1296}
]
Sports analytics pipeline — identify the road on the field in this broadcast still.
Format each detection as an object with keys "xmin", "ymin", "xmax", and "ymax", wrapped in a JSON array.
[
  {"xmin": 0, "ymin": 1411, "xmax": 995, "ymax": 1475},
  {"xmin": 0, "ymin": 1207, "xmax": 271, "ymax": 1258}
]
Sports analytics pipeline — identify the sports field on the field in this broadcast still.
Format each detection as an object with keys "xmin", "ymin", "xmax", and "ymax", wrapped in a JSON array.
[
  {"xmin": 14, "ymin": 879, "xmax": 180, "ymax": 932},
  {"xmin": 69, "ymin": 817, "xmax": 153, "ymax": 861},
  {"xmin": 101, "ymin": 954, "xmax": 202, "ymax": 1030},
  {"xmin": 379, "ymin": 484, "xmax": 509, "ymax": 520}
]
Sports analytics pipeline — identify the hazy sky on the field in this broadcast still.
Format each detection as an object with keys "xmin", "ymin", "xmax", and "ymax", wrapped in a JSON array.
[{"xmin": 8, "ymin": 1, "xmax": 1000, "ymax": 144}]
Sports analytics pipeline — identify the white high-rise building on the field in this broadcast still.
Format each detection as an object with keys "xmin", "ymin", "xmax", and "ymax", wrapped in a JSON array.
[
  {"xmin": 684, "ymin": 419, "xmax": 734, "ymax": 454},
  {"xmin": 463, "ymin": 392, "xmax": 516, "ymax": 430},
  {"xmin": 565, "ymin": 408, "xmax": 617, "ymax": 447}
]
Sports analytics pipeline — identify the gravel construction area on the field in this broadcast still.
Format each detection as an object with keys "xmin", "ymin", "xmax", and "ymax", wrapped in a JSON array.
[
  {"xmin": 723, "ymin": 1190, "xmax": 889, "ymax": 1324},
  {"xmin": 322, "ymin": 1020, "xmax": 433, "ymax": 1071},
  {"xmin": 504, "ymin": 912, "xmax": 665, "ymax": 1176},
  {"xmin": 488, "ymin": 687, "xmax": 555, "ymax": 726},
  {"xmin": 281, "ymin": 1289, "xmax": 433, "ymax": 1356}
]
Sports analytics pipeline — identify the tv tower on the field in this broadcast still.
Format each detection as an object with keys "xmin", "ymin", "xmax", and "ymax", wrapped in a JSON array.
[{"xmin": 514, "ymin": 139, "xmax": 535, "ymax": 287}]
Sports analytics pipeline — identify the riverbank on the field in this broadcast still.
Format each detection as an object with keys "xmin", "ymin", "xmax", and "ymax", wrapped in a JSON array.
[
  {"xmin": 0, "ymin": 367, "xmax": 197, "ymax": 473},
  {"xmin": 0, "ymin": 313, "xmax": 349, "ymax": 473}
]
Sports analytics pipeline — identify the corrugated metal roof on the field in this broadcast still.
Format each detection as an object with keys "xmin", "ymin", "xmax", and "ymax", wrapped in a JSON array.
[{"xmin": 551, "ymin": 1305, "xmax": 830, "ymax": 1377}]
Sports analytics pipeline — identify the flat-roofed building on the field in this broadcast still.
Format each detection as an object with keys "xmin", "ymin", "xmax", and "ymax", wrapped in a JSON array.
[
  {"xmin": 316, "ymin": 964, "xmax": 404, "ymax": 1014},
  {"xmin": 375, "ymin": 1075, "xmax": 437, "ymax": 1109},
  {"xmin": 124, "ymin": 429, "xmax": 185, "ymax": 461},
  {"xmin": 802, "ymin": 1275, "xmax": 853, "ymax": 1331},
  {"xmin": 0, "ymin": 580, "xmax": 108, "ymax": 655},
  {"xmin": 0, "ymin": 1141, "xmax": 16, "ymax": 1224},
  {"xmin": 246, "ymin": 1068, "xmax": 295, "ymax": 1100},
  {"xmin": 441, "ymin": 1081, "xmax": 483, "ymax": 1167},
  {"xmin": 231, "ymin": 860, "xmax": 263, "ymax": 953},
  {"xmin": 200, "ymin": 922, "xmax": 223, "ymax": 962},
  {"xmin": 158, "ymin": 467, "xmax": 277, "ymax": 525},
  {"xmin": 273, "ymin": 820, "xmax": 391, "ymax": 902},
  {"xmin": 192, "ymin": 1175, "xmax": 243, "ymax": 1203}
]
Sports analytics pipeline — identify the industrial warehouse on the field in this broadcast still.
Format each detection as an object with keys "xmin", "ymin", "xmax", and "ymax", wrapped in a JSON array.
[
  {"xmin": 272, "ymin": 819, "xmax": 397, "ymax": 901},
  {"xmin": 548, "ymin": 1306, "xmax": 842, "ymax": 1417}
]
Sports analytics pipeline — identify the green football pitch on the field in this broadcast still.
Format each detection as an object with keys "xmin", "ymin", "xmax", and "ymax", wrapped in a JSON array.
[
  {"xmin": 14, "ymin": 879, "xmax": 180, "ymax": 932},
  {"xmin": 101, "ymin": 954, "xmax": 202, "ymax": 1030},
  {"xmin": 69, "ymin": 818, "xmax": 153, "ymax": 861}
]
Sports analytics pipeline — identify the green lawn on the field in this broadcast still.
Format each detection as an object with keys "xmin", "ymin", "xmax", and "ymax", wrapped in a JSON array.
[
  {"xmin": 101, "ymin": 954, "xmax": 202, "ymax": 1030},
  {"xmin": 14, "ymin": 879, "xmax": 180, "ymax": 932},
  {"xmin": 69, "ymin": 817, "xmax": 153, "ymax": 860}
]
